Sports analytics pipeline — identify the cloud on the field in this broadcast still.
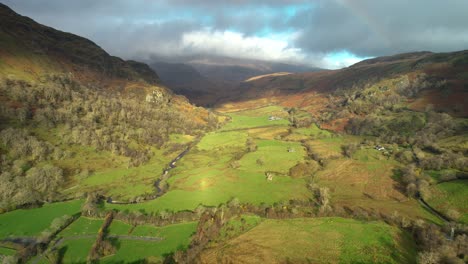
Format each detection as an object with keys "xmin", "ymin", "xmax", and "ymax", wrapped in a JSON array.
[
  {"xmin": 180, "ymin": 30, "xmax": 305, "ymax": 62},
  {"xmin": 2, "ymin": 0, "xmax": 468, "ymax": 68},
  {"xmin": 292, "ymin": 0, "xmax": 468, "ymax": 57}
]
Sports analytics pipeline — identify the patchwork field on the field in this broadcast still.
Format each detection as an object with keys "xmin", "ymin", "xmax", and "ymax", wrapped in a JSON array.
[
  {"xmin": 0, "ymin": 200, "xmax": 82, "ymax": 239},
  {"xmin": 101, "ymin": 221, "xmax": 197, "ymax": 263},
  {"xmin": 0, "ymin": 104, "xmax": 464, "ymax": 263},
  {"xmin": 199, "ymin": 217, "xmax": 417, "ymax": 264},
  {"xmin": 107, "ymin": 107, "xmax": 312, "ymax": 213}
]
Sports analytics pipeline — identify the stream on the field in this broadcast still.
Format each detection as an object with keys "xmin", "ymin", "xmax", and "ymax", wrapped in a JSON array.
[{"xmin": 107, "ymin": 139, "xmax": 197, "ymax": 204}]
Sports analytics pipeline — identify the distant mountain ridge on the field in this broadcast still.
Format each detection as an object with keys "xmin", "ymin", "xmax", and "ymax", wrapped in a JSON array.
[{"xmin": 145, "ymin": 55, "xmax": 321, "ymax": 105}]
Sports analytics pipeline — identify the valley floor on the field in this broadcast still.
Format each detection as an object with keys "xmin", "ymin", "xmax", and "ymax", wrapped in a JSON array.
[{"xmin": 0, "ymin": 104, "xmax": 465, "ymax": 263}]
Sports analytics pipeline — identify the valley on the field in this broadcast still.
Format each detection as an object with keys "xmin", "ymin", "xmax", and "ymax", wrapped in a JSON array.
[{"xmin": 0, "ymin": 2, "xmax": 467, "ymax": 264}]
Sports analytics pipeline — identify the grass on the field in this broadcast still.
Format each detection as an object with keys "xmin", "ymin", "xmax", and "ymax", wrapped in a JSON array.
[
  {"xmin": 59, "ymin": 237, "xmax": 96, "ymax": 264},
  {"xmin": 199, "ymin": 217, "xmax": 416, "ymax": 264},
  {"xmin": 76, "ymin": 147, "xmax": 177, "ymax": 200},
  {"xmin": 169, "ymin": 133, "xmax": 195, "ymax": 144},
  {"xmin": 221, "ymin": 106, "xmax": 290, "ymax": 131},
  {"xmin": 108, "ymin": 220, "xmax": 133, "ymax": 235},
  {"xmin": 216, "ymin": 215, "xmax": 262, "ymax": 242},
  {"xmin": 101, "ymin": 222, "xmax": 197, "ymax": 263},
  {"xmin": 0, "ymin": 200, "xmax": 82, "ymax": 238},
  {"xmin": 107, "ymin": 137, "xmax": 309, "ymax": 213},
  {"xmin": 246, "ymin": 126, "xmax": 290, "ymax": 140},
  {"xmin": 0, "ymin": 246, "xmax": 16, "ymax": 256},
  {"xmin": 59, "ymin": 217, "xmax": 103, "ymax": 237},
  {"xmin": 238, "ymin": 139, "xmax": 305, "ymax": 174},
  {"xmin": 197, "ymin": 131, "xmax": 248, "ymax": 150},
  {"xmin": 315, "ymin": 151, "xmax": 441, "ymax": 222},
  {"xmin": 427, "ymin": 180, "xmax": 468, "ymax": 223}
]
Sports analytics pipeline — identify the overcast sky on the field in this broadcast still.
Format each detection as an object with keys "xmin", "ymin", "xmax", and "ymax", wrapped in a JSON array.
[{"xmin": 3, "ymin": 0, "xmax": 468, "ymax": 69}]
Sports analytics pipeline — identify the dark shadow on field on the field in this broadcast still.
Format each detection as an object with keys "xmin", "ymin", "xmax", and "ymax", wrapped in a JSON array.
[
  {"xmin": 58, "ymin": 246, "xmax": 67, "ymax": 263},
  {"xmin": 391, "ymin": 168, "xmax": 407, "ymax": 197},
  {"xmin": 108, "ymin": 237, "xmax": 121, "ymax": 250}
]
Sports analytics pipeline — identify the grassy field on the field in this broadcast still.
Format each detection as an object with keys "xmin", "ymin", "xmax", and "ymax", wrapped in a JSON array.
[
  {"xmin": 59, "ymin": 237, "xmax": 96, "ymax": 264},
  {"xmin": 77, "ymin": 147, "xmax": 178, "ymax": 200},
  {"xmin": 315, "ymin": 148, "xmax": 441, "ymax": 222},
  {"xmin": 199, "ymin": 217, "xmax": 417, "ymax": 264},
  {"xmin": 221, "ymin": 105, "xmax": 290, "ymax": 131},
  {"xmin": 197, "ymin": 131, "xmax": 248, "ymax": 150},
  {"xmin": 0, "ymin": 246, "xmax": 16, "ymax": 256},
  {"xmin": 427, "ymin": 180, "xmax": 468, "ymax": 223},
  {"xmin": 0, "ymin": 200, "xmax": 82, "ymax": 238},
  {"xmin": 108, "ymin": 220, "xmax": 133, "ymax": 235},
  {"xmin": 238, "ymin": 139, "xmax": 305, "ymax": 174},
  {"xmin": 59, "ymin": 217, "xmax": 103, "ymax": 237},
  {"xmin": 50, "ymin": 217, "xmax": 103, "ymax": 264},
  {"xmin": 107, "ymin": 141, "xmax": 309, "ymax": 213},
  {"xmin": 107, "ymin": 107, "xmax": 311, "ymax": 213},
  {"xmin": 101, "ymin": 222, "xmax": 197, "ymax": 263}
]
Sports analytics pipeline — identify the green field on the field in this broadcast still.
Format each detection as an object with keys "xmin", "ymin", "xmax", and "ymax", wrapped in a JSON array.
[
  {"xmin": 77, "ymin": 147, "xmax": 178, "ymax": 200},
  {"xmin": 0, "ymin": 246, "xmax": 16, "ymax": 256},
  {"xmin": 108, "ymin": 220, "xmax": 133, "ymax": 235},
  {"xmin": 221, "ymin": 106, "xmax": 290, "ymax": 131},
  {"xmin": 427, "ymin": 180, "xmax": 468, "ymax": 223},
  {"xmin": 199, "ymin": 217, "xmax": 417, "ymax": 264},
  {"xmin": 0, "ymin": 200, "xmax": 82, "ymax": 238},
  {"xmin": 107, "ymin": 109, "xmax": 310, "ymax": 213},
  {"xmin": 101, "ymin": 222, "xmax": 197, "ymax": 263},
  {"xmin": 59, "ymin": 217, "xmax": 103, "ymax": 237},
  {"xmin": 59, "ymin": 237, "xmax": 96, "ymax": 264},
  {"xmin": 107, "ymin": 141, "xmax": 309, "ymax": 213},
  {"xmin": 197, "ymin": 131, "xmax": 248, "ymax": 150}
]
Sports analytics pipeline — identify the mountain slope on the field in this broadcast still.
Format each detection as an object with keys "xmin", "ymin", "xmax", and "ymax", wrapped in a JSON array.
[
  {"xmin": 0, "ymin": 3, "xmax": 217, "ymax": 209},
  {"xmin": 0, "ymin": 3, "xmax": 159, "ymax": 88},
  {"xmin": 149, "ymin": 61, "xmax": 229, "ymax": 106},
  {"xmin": 219, "ymin": 50, "xmax": 468, "ymax": 121}
]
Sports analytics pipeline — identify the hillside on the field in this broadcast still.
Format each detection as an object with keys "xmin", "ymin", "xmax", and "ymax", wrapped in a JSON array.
[
  {"xmin": 219, "ymin": 50, "xmax": 468, "ymax": 119},
  {"xmin": 149, "ymin": 61, "xmax": 231, "ymax": 106},
  {"xmin": 0, "ymin": 3, "xmax": 216, "ymax": 211}
]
